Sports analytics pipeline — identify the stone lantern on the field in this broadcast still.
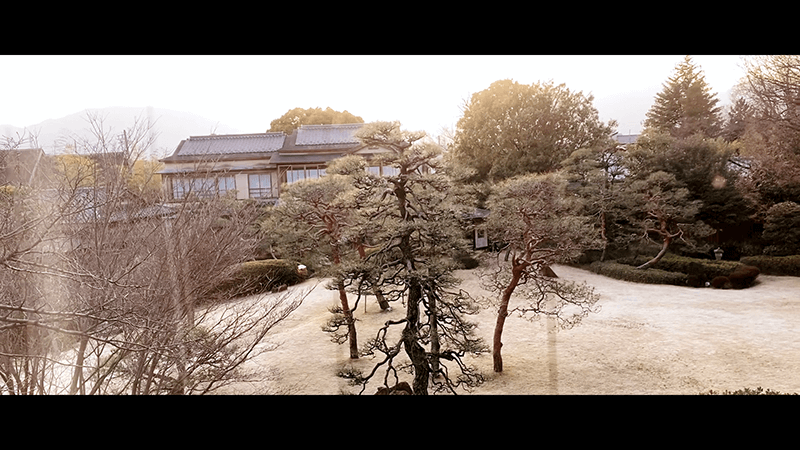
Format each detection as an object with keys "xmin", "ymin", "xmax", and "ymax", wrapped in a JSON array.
[{"xmin": 714, "ymin": 247, "xmax": 724, "ymax": 261}]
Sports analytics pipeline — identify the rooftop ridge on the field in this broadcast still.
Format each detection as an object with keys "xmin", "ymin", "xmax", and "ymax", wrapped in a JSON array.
[
  {"xmin": 188, "ymin": 132, "xmax": 286, "ymax": 140},
  {"xmin": 175, "ymin": 132, "xmax": 286, "ymax": 156},
  {"xmin": 298, "ymin": 123, "xmax": 363, "ymax": 129},
  {"xmin": 295, "ymin": 123, "xmax": 363, "ymax": 146}
]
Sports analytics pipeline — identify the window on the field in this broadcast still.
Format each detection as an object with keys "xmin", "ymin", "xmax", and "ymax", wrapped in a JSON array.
[
  {"xmin": 172, "ymin": 178, "xmax": 189, "ymax": 200},
  {"xmin": 286, "ymin": 168, "xmax": 305, "ymax": 184},
  {"xmin": 170, "ymin": 175, "xmax": 235, "ymax": 200},
  {"xmin": 218, "ymin": 176, "xmax": 235, "ymax": 196},
  {"xmin": 248, "ymin": 173, "xmax": 274, "ymax": 198},
  {"xmin": 283, "ymin": 165, "xmax": 327, "ymax": 184},
  {"xmin": 367, "ymin": 165, "xmax": 399, "ymax": 176}
]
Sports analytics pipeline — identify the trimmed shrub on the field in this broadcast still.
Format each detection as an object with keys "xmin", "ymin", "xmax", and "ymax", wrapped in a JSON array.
[
  {"xmin": 642, "ymin": 254, "xmax": 744, "ymax": 279},
  {"xmin": 740, "ymin": 255, "xmax": 800, "ymax": 277},
  {"xmin": 211, "ymin": 259, "xmax": 307, "ymax": 299},
  {"xmin": 587, "ymin": 261, "xmax": 688, "ymax": 286},
  {"xmin": 727, "ymin": 265, "xmax": 760, "ymax": 289},
  {"xmin": 686, "ymin": 273, "xmax": 706, "ymax": 288},
  {"xmin": 710, "ymin": 276, "xmax": 731, "ymax": 289},
  {"xmin": 615, "ymin": 253, "xmax": 746, "ymax": 284},
  {"xmin": 591, "ymin": 253, "xmax": 762, "ymax": 289},
  {"xmin": 615, "ymin": 254, "xmax": 653, "ymax": 267}
]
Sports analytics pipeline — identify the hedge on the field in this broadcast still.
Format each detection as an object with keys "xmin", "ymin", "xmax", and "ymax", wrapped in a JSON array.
[
  {"xmin": 588, "ymin": 254, "xmax": 761, "ymax": 288},
  {"xmin": 740, "ymin": 255, "xmax": 800, "ymax": 277},
  {"xmin": 648, "ymin": 254, "xmax": 744, "ymax": 280},
  {"xmin": 209, "ymin": 259, "xmax": 307, "ymax": 300},
  {"xmin": 587, "ymin": 261, "xmax": 689, "ymax": 286}
]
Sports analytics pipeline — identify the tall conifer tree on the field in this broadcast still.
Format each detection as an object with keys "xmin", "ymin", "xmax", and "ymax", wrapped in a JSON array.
[{"xmin": 644, "ymin": 56, "xmax": 723, "ymax": 139}]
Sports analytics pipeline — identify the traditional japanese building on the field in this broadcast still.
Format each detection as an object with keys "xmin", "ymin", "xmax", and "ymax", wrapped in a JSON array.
[{"xmin": 159, "ymin": 123, "xmax": 395, "ymax": 203}]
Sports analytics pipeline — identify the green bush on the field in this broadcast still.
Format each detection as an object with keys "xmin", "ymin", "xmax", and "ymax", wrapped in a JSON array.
[
  {"xmin": 587, "ymin": 261, "xmax": 688, "ymax": 286},
  {"xmin": 210, "ymin": 259, "xmax": 307, "ymax": 299},
  {"xmin": 649, "ymin": 254, "xmax": 744, "ymax": 279},
  {"xmin": 763, "ymin": 201, "xmax": 800, "ymax": 256},
  {"xmin": 740, "ymin": 255, "xmax": 800, "ymax": 277},
  {"xmin": 591, "ymin": 253, "xmax": 761, "ymax": 288},
  {"xmin": 614, "ymin": 253, "xmax": 745, "ymax": 286}
]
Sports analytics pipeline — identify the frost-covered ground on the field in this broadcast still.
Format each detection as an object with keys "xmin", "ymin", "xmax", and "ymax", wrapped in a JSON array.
[{"xmin": 219, "ymin": 264, "xmax": 800, "ymax": 395}]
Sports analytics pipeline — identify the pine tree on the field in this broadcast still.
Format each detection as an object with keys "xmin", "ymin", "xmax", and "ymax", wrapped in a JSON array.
[
  {"xmin": 722, "ymin": 97, "xmax": 753, "ymax": 143},
  {"xmin": 644, "ymin": 56, "xmax": 723, "ymax": 139},
  {"xmin": 334, "ymin": 122, "xmax": 486, "ymax": 395},
  {"xmin": 452, "ymin": 79, "xmax": 616, "ymax": 182}
]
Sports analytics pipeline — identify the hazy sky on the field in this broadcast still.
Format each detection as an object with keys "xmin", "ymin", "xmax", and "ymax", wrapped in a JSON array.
[{"xmin": 1, "ymin": 55, "xmax": 749, "ymax": 137}]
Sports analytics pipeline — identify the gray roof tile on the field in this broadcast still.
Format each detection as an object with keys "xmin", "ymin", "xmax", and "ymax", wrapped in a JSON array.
[
  {"xmin": 176, "ymin": 133, "xmax": 285, "ymax": 156},
  {"xmin": 295, "ymin": 124, "xmax": 362, "ymax": 146}
]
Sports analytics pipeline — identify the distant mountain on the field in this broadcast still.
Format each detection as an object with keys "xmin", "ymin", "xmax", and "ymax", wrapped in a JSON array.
[{"xmin": 0, "ymin": 107, "xmax": 244, "ymax": 157}]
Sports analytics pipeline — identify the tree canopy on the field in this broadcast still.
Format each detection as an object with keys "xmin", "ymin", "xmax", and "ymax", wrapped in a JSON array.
[
  {"xmin": 737, "ymin": 55, "xmax": 800, "ymax": 156},
  {"xmin": 451, "ymin": 79, "xmax": 616, "ymax": 182},
  {"xmin": 268, "ymin": 107, "xmax": 364, "ymax": 134},
  {"xmin": 482, "ymin": 172, "xmax": 600, "ymax": 372},
  {"xmin": 717, "ymin": 56, "xmax": 800, "ymax": 217},
  {"xmin": 644, "ymin": 56, "xmax": 723, "ymax": 139},
  {"xmin": 334, "ymin": 121, "xmax": 486, "ymax": 395},
  {"xmin": 721, "ymin": 97, "xmax": 753, "ymax": 143}
]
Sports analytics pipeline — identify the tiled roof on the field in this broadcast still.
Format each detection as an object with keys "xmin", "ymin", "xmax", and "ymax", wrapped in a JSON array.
[
  {"xmin": 615, "ymin": 134, "xmax": 639, "ymax": 144},
  {"xmin": 269, "ymin": 153, "xmax": 345, "ymax": 165},
  {"xmin": 295, "ymin": 124, "xmax": 362, "ymax": 146},
  {"xmin": 176, "ymin": 133, "xmax": 285, "ymax": 156}
]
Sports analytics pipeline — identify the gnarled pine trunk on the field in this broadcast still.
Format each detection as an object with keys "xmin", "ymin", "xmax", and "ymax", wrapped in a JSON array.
[
  {"xmin": 493, "ymin": 260, "xmax": 527, "ymax": 373},
  {"xmin": 338, "ymin": 282, "xmax": 359, "ymax": 359},
  {"xmin": 333, "ymin": 244, "xmax": 358, "ymax": 359},
  {"xmin": 636, "ymin": 219, "xmax": 673, "ymax": 270},
  {"xmin": 403, "ymin": 281, "xmax": 429, "ymax": 394}
]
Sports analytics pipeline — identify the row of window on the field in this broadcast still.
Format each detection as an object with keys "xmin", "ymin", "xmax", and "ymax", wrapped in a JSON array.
[
  {"xmin": 171, "ymin": 176, "xmax": 236, "ymax": 200},
  {"xmin": 168, "ymin": 164, "xmax": 400, "ymax": 200},
  {"xmin": 285, "ymin": 165, "xmax": 327, "ymax": 184}
]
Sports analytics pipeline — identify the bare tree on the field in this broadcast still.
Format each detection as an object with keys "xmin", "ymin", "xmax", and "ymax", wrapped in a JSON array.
[
  {"xmin": 739, "ymin": 55, "xmax": 800, "ymax": 155},
  {"xmin": 0, "ymin": 114, "xmax": 304, "ymax": 395}
]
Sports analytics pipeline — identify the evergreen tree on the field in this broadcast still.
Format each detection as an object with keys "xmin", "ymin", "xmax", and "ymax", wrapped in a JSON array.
[
  {"xmin": 334, "ymin": 122, "xmax": 486, "ymax": 395},
  {"xmin": 268, "ymin": 107, "xmax": 364, "ymax": 134},
  {"xmin": 722, "ymin": 97, "xmax": 753, "ymax": 143},
  {"xmin": 644, "ymin": 56, "xmax": 723, "ymax": 139},
  {"xmin": 561, "ymin": 139, "xmax": 627, "ymax": 261},
  {"xmin": 482, "ymin": 172, "xmax": 600, "ymax": 373},
  {"xmin": 451, "ymin": 79, "xmax": 616, "ymax": 183},
  {"xmin": 762, "ymin": 201, "xmax": 800, "ymax": 256},
  {"xmin": 622, "ymin": 171, "xmax": 714, "ymax": 269},
  {"xmin": 269, "ymin": 173, "xmax": 364, "ymax": 359},
  {"xmin": 625, "ymin": 130, "xmax": 754, "ymax": 246}
]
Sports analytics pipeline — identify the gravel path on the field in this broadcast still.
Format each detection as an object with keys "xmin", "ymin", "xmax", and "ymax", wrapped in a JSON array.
[{"xmin": 221, "ymin": 264, "xmax": 800, "ymax": 395}]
